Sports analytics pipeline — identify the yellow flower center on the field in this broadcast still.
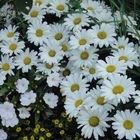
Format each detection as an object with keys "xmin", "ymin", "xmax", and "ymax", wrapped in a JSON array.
[
  {"xmin": 118, "ymin": 45, "xmax": 125, "ymax": 49},
  {"xmin": 7, "ymin": 32, "xmax": 14, "ymax": 38},
  {"xmin": 80, "ymin": 51, "xmax": 89, "ymax": 60},
  {"xmin": 74, "ymin": 99, "xmax": 83, "ymax": 108},
  {"xmin": 71, "ymin": 84, "xmax": 80, "ymax": 92},
  {"xmin": 45, "ymin": 63, "xmax": 53, "ymax": 69},
  {"xmin": 97, "ymin": 31, "xmax": 107, "ymax": 39},
  {"xmin": 112, "ymin": 85, "xmax": 124, "ymax": 94},
  {"xmin": 73, "ymin": 18, "xmax": 81, "ymax": 25},
  {"xmin": 2, "ymin": 63, "xmax": 10, "ymax": 71},
  {"xmin": 87, "ymin": 6, "xmax": 94, "ymax": 11},
  {"xmin": 23, "ymin": 57, "xmax": 31, "ymax": 65},
  {"xmin": 36, "ymin": 29, "xmax": 43, "ymax": 37},
  {"xmin": 9, "ymin": 43, "xmax": 17, "ymax": 51},
  {"xmin": 119, "ymin": 56, "xmax": 128, "ymax": 61},
  {"xmin": 61, "ymin": 44, "xmax": 68, "ymax": 52},
  {"xmin": 106, "ymin": 65, "xmax": 116, "ymax": 73},
  {"xmin": 79, "ymin": 39, "xmax": 87, "ymax": 45},
  {"xmin": 123, "ymin": 120, "xmax": 133, "ymax": 130},
  {"xmin": 89, "ymin": 116, "xmax": 100, "ymax": 127},
  {"xmin": 55, "ymin": 33, "xmax": 63, "ymax": 40},
  {"xmin": 89, "ymin": 67, "xmax": 96, "ymax": 74},
  {"xmin": 56, "ymin": 4, "xmax": 65, "ymax": 11},
  {"xmin": 48, "ymin": 50, "xmax": 56, "ymax": 57},
  {"xmin": 35, "ymin": 0, "xmax": 42, "ymax": 5},
  {"xmin": 30, "ymin": 10, "xmax": 38, "ymax": 17},
  {"xmin": 96, "ymin": 96, "xmax": 105, "ymax": 105}
]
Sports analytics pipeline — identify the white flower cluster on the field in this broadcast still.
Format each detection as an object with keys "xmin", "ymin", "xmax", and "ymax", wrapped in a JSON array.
[{"xmin": 0, "ymin": 0, "xmax": 140, "ymax": 139}]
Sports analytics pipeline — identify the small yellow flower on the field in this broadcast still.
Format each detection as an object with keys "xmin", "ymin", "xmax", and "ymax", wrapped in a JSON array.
[
  {"xmin": 35, "ymin": 124, "xmax": 40, "ymax": 129},
  {"xmin": 61, "ymin": 112, "xmax": 67, "ymax": 118},
  {"xmin": 60, "ymin": 130, "xmax": 65, "ymax": 135},
  {"xmin": 39, "ymin": 136, "xmax": 44, "ymax": 140},
  {"xmin": 16, "ymin": 127, "xmax": 21, "ymax": 132},
  {"xmin": 67, "ymin": 117, "xmax": 72, "ymax": 122},
  {"xmin": 23, "ymin": 136, "xmax": 28, "ymax": 140},
  {"xmin": 40, "ymin": 128, "xmax": 45, "ymax": 132},
  {"xmin": 58, "ymin": 123, "xmax": 63, "ymax": 128},
  {"xmin": 46, "ymin": 132, "xmax": 52, "ymax": 138},
  {"xmin": 30, "ymin": 136, "xmax": 35, "ymax": 140},
  {"xmin": 34, "ymin": 128, "xmax": 39, "ymax": 134},
  {"xmin": 54, "ymin": 119, "xmax": 59, "ymax": 125}
]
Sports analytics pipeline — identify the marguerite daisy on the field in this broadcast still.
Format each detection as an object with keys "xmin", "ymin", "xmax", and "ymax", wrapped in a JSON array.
[
  {"xmin": 27, "ymin": 21, "xmax": 49, "ymax": 46},
  {"xmin": 64, "ymin": 91, "xmax": 87, "ymax": 117},
  {"xmin": 39, "ymin": 40, "xmax": 63, "ymax": 64},
  {"xmin": 101, "ymin": 74, "xmax": 136, "ymax": 105},
  {"xmin": 1, "ymin": 39, "xmax": 25, "ymax": 55},
  {"xmin": 15, "ymin": 48, "xmax": 38, "ymax": 73},
  {"xmin": 0, "ymin": 55, "xmax": 15, "ymax": 76},
  {"xmin": 77, "ymin": 107, "xmax": 110, "ymax": 139},
  {"xmin": 112, "ymin": 47, "xmax": 139, "ymax": 69},
  {"xmin": 49, "ymin": 0, "xmax": 69, "ymax": 17},
  {"xmin": 91, "ymin": 23, "xmax": 116, "ymax": 48},
  {"xmin": 0, "ymin": 25, "xmax": 19, "ymax": 41},
  {"xmin": 112, "ymin": 110, "xmax": 140, "ymax": 140},
  {"xmin": 60, "ymin": 73, "xmax": 88, "ymax": 96},
  {"xmin": 70, "ymin": 47, "xmax": 98, "ymax": 68},
  {"xmin": 96, "ymin": 56, "xmax": 127, "ymax": 78},
  {"xmin": 69, "ymin": 29, "xmax": 94, "ymax": 50},
  {"xmin": 64, "ymin": 13, "xmax": 90, "ymax": 31}
]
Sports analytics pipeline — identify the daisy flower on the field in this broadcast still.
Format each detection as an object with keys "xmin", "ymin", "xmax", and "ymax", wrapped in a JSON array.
[
  {"xmin": 69, "ymin": 29, "xmax": 94, "ymax": 50},
  {"xmin": 64, "ymin": 13, "xmax": 90, "ymax": 31},
  {"xmin": 70, "ymin": 47, "xmax": 98, "ymax": 68},
  {"xmin": 112, "ymin": 110, "xmax": 140, "ymax": 140},
  {"xmin": 49, "ymin": 0, "xmax": 69, "ymax": 17},
  {"xmin": 39, "ymin": 40, "xmax": 63, "ymax": 64},
  {"xmin": 101, "ymin": 74, "xmax": 136, "ymax": 105},
  {"xmin": 15, "ymin": 48, "xmax": 38, "ymax": 73},
  {"xmin": 27, "ymin": 21, "xmax": 49, "ymax": 46},
  {"xmin": 112, "ymin": 36, "xmax": 134, "ymax": 50},
  {"xmin": 81, "ymin": 61, "xmax": 98, "ymax": 82},
  {"xmin": 96, "ymin": 56, "xmax": 127, "ymax": 79},
  {"xmin": 1, "ymin": 39, "xmax": 25, "ymax": 55},
  {"xmin": 80, "ymin": 0, "xmax": 103, "ymax": 16},
  {"xmin": 77, "ymin": 107, "xmax": 110, "ymax": 139},
  {"xmin": 0, "ymin": 25, "xmax": 19, "ymax": 41},
  {"xmin": 91, "ymin": 23, "xmax": 116, "ymax": 48},
  {"xmin": 64, "ymin": 91, "xmax": 87, "ymax": 117},
  {"xmin": 43, "ymin": 93, "xmax": 58, "ymax": 109},
  {"xmin": 60, "ymin": 40, "xmax": 71, "ymax": 57},
  {"xmin": 36, "ymin": 62, "xmax": 60, "ymax": 75},
  {"xmin": 48, "ymin": 23, "xmax": 69, "ymax": 44},
  {"xmin": 112, "ymin": 47, "xmax": 139, "ymax": 69},
  {"xmin": 60, "ymin": 73, "xmax": 88, "ymax": 96},
  {"xmin": 23, "ymin": 4, "xmax": 47, "ymax": 23},
  {"xmin": 85, "ymin": 86, "xmax": 114, "ymax": 113},
  {"xmin": 0, "ymin": 55, "xmax": 15, "ymax": 76}
]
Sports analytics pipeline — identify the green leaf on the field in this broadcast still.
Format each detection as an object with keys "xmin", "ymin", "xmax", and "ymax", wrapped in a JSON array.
[
  {"xmin": 14, "ymin": 0, "xmax": 32, "ymax": 14},
  {"xmin": 0, "ymin": 87, "xmax": 9, "ymax": 94}
]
